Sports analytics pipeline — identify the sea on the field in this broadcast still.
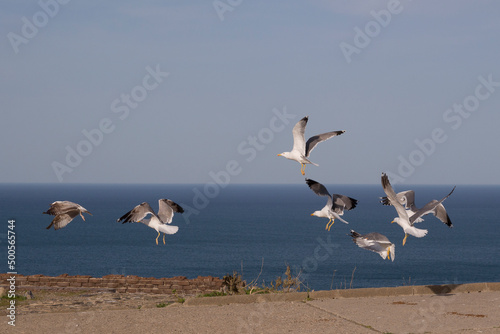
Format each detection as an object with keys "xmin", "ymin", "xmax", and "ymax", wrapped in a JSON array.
[{"xmin": 1, "ymin": 183, "xmax": 499, "ymax": 291}]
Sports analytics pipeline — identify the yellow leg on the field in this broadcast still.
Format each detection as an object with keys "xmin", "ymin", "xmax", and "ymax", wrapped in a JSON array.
[
  {"xmin": 325, "ymin": 218, "xmax": 331, "ymax": 230},
  {"xmin": 402, "ymin": 233, "xmax": 408, "ymax": 246},
  {"xmin": 163, "ymin": 234, "xmax": 166, "ymax": 245},
  {"xmin": 80, "ymin": 213, "xmax": 85, "ymax": 221},
  {"xmin": 301, "ymin": 163, "xmax": 306, "ymax": 175},
  {"xmin": 155, "ymin": 231, "xmax": 160, "ymax": 245},
  {"xmin": 387, "ymin": 248, "xmax": 391, "ymax": 260},
  {"xmin": 327, "ymin": 219, "xmax": 335, "ymax": 231}
]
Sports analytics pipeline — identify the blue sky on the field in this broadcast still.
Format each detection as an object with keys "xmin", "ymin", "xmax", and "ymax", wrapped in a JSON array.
[{"xmin": 1, "ymin": 0, "xmax": 499, "ymax": 185}]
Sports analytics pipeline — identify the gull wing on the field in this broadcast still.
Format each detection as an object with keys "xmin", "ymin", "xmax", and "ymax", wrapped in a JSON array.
[
  {"xmin": 305, "ymin": 178, "xmax": 333, "ymax": 208},
  {"xmin": 363, "ymin": 232, "xmax": 391, "ymax": 244},
  {"xmin": 305, "ymin": 178, "xmax": 330, "ymax": 197},
  {"xmin": 433, "ymin": 203, "xmax": 453, "ymax": 227},
  {"xmin": 380, "ymin": 190, "xmax": 416, "ymax": 210},
  {"xmin": 332, "ymin": 194, "xmax": 358, "ymax": 214},
  {"xmin": 409, "ymin": 187, "xmax": 455, "ymax": 225},
  {"xmin": 291, "ymin": 116, "xmax": 308, "ymax": 154},
  {"xmin": 305, "ymin": 130, "xmax": 345, "ymax": 158},
  {"xmin": 117, "ymin": 202, "xmax": 155, "ymax": 224},
  {"xmin": 43, "ymin": 201, "xmax": 79, "ymax": 215},
  {"xmin": 349, "ymin": 230, "xmax": 394, "ymax": 260},
  {"xmin": 46, "ymin": 211, "xmax": 79, "ymax": 230},
  {"xmin": 158, "ymin": 199, "xmax": 184, "ymax": 224},
  {"xmin": 381, "ymin": 173, "xmax": 410, "ymax": 223}
]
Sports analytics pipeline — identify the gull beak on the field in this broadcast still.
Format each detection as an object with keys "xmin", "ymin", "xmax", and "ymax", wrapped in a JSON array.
[
  {"xmin": 277, "ymin": 154, "xmax": 282, "ymax": 156},
  {"xmin": 390, "ymin": 220, "xmax": 395, "ymax": 224},
  {"xmin": 310, "ymin": 213, "xmax": 314, "ymax": 216}
]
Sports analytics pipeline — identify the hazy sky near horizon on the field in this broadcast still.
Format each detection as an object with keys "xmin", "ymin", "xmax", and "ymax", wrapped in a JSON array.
[{"xmin": 1, "ymin": 0, "xmax": 499, "ymax": 185}]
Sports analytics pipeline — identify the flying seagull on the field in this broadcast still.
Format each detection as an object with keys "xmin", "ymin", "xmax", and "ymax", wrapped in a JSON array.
[
  {"xmin": 349, "ymin": 230, "xmax": 395, "ymax": 261},
  {"xmin": 43, "ymin": 201, "xmax": 92, "ymax": 230},
  {"xmin": 117, "ymin": 199, "xmax": 183, "ymax": 245},
  {"xmin": 381, "ymin": 173, "xmax": 455, "ymax": 245},
  {"xmin": 305, "ymin": 178, "xmax": 357, "ymax": 231},
  {"xmin": 380, "ymin": 189, "xmax": 453, "ymax": 227},
  {"xmin": 277, "ymin": 116, "xmax": 345, "ymax": 175}
]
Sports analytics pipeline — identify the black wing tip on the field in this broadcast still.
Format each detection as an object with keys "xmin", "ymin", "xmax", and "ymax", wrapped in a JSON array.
[
  {"xmin": 305, "ymin": 178, "xmax": 318, "ymax": 186},
  {"xmin": 381, "ymin": 172, "xmax": 390, "ymax": 187},
  {"xmin": 161, "ymin": 199, "xmax": 185, "ymax": 214},
  {"xmin": 176, "ymin": 204, "xmax": 185, "ymax": 214},
  {"xmin": 349, "ymin": 230, "xmax": 361, "ymax": 240},
  {"xmin": 449, "ymin": 186, "xmax": 457, "ymax": 196},
  {"xmin": 445, "ymin": 214, "xmax": 453, "ymax": 227},
  {"xmin": 379, "ymin": 196, "xmax": 391, "ymax": 206},
  {"xmin": 43, "ymin": 207, "xmax": 56, "ymax": 215},
  {"xmin": 348, "ymin": 197, "xmax": 358, "ymax": 210},
  {"xmin": 117, "ymin": 209, "xmax": 133, "ymax": 223}
]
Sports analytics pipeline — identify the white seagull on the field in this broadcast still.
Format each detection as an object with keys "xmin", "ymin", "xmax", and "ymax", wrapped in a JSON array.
[
  {"xmin": 43, "ymin": 201, "xmax": 92, "ymax": 230},
  {"xmin": 277, "ymin": 116, "xmax": 345, "ymax": 175},
  {"xmin": 380, "ymin": 189, "xmax": 453, "ymax": 227},
  {"xmin": 349, "ymin": 230, "xmax": 395, "ymax": 261},
  {"xmin": 306, "ymin": 178, "xmax": 357, "ymax": 231},
  {"xmin": 381, "ymin": 173, "xmax": 455, "ymax": 245},
  {"xmin": 117, "ymin": 199, "xmax": 183, "ymax": 245}
]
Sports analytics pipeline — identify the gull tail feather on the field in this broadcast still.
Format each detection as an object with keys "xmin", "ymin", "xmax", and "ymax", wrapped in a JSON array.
[
  {"xmin": 406, "ymin": 226, "xmax": 428, "ymax": 238},
  {"xmin": 158, "ymin": 224, "xmax": 179, "ymax": 235},
  {"xmin": 333, "ymin": 212, "xmax": 349, "ymax": 224}
]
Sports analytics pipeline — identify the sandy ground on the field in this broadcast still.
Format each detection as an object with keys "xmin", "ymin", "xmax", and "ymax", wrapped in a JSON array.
[{"xmin": 2, "ymin": 286, "xmax": 500, "ymax": 334}]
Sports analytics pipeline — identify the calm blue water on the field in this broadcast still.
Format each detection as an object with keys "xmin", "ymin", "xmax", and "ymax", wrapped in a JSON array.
[{"xmin": 1, "ymin": 183, "xmax": 499, "ymax": 291}]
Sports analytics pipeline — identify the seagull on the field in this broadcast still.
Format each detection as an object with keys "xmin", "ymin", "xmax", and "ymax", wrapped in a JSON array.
[
  {"xmin": 349, "ymin": 230, "xmax": 395, "ymax": 261},
  {"xmin": 43, "ymin": 201, "xmax": 92, "ymax": 230},
  {"xmin": 381, "ymin": 173, "xmax": 455, "ymax": 245},
  {"xmin": 380, "ymin": 189, "xmax": 453, "ymax": 227},
  {"xmin": 305, "ymin": 178, "xmax": 357, "ymax": 231},
  {"xmin": 117, "ymin": 199, "xmax": 183, "ymax": 245},
  {"xmin": 277, "ymin": 116, "xmax": 345, "ymax": 175}
]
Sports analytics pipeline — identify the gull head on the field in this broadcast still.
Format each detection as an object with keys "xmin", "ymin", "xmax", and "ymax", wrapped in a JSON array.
[{"xmin": 310, "ymin": 211, "xmax": 322, "ymax": 218}]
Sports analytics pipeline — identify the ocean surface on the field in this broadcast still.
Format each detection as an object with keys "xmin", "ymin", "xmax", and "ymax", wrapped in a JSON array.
[{"xmin": 1, "ymin": 183, "xmax": 499, "ymax": 291}]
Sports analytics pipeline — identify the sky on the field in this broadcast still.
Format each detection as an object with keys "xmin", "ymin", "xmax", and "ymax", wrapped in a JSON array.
[{"xmin": 1, "ymin": 0, "xmax": 499, "ymax": 185}]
